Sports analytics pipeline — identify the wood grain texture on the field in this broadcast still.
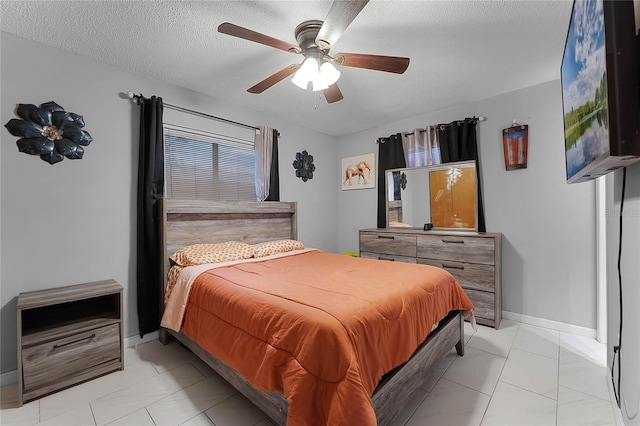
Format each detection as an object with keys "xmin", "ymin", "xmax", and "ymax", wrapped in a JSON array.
[
  {"xmin": 22, "ymin": 324, "xmax": 120, "ymax": 392},
  {"xmin": 360, "ymin": 252, "xmax": 417, "ymax": 263},
  {"xmin": 494, "ymin": 236, "xmax": 502, "ymax": 327},
  {"xmin": 168, "ymin": 329, "xmax": 288, "ymax": 425},
  {"xmin": 359, "ymin": 231, "xmax": 416, "ymax": 257},
  {"xmin": 159, "ymin": 200, "xmax": 466, "ymax": 424},
  {"xmin": 359, "ymin": 228, "xmax": 502, "ymax": 328},
  {"xmin": 168, "ymin": 313, "xmax": 463, "ymax": 426},
  {"xmin": 22, "ymin": 317, "xmax": 120, "ymax": 347},
  {"xmin": 463, "ymin": 288, "xmax": 495, "ymax": 325},
  {"xmin": 417, "ymin": 258, "xmax": 495, "ymax": 292},
  {"xmin": 164, "ymin": 199, "xmax": 297, "ymax": 215},
  {"xmin": 372, "ymin": 312, "xmax": 463, "ymax": 425},
  {"xmin": 388, "ymin": 200, "xmax": 403, "ymax": 223},
  {"xmin": 417, "ymin": 234, "xmax": 495, "ymax": 265},
  {"xmin": 22, "ymin": 360, "xmax": 122, "ymax": 403},
  {"xmin": 17, "ymin": 281, "xmax": 123, "ymax": 406},
  {"xmin": 159, "ymin": 198, "xmax": 298, "ymax": 291},
  {"xmin": 17, "ymin": 279, "xmax": 121, "ymax": 310},
  {"xmin": 429, "ymin": 167, "xmax": 477, "ymax": 229}
]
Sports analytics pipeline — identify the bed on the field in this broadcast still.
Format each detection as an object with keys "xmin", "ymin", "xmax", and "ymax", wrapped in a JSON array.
[{"xmin": 158, "ymin": 198, "xmax": 473, "ymax": 425}]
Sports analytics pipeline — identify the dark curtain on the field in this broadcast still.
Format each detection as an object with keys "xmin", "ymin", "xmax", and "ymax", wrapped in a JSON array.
[
  {"xmin": 438, "ymin": 118, "xmax": 486, "ymax": 232},
  {"xmin": 377, "ymin": 133, "xmax": 406, "ymax": 228},
  {"xmin": 265, "ymin": 129, "xmax": 280, "ymax": 201},
  {"xmin": 392, "ymin": 171, "xmax": 402, "ymax": 200},
  {"xmin": 136, "ymin": 96, "xmax": 164, "ymax": 337}
]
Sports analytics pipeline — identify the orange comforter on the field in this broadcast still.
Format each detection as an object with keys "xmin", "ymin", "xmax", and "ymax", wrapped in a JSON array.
[{"xmin": 179, "ymin": 250, "xmax": 473, "ymax": 425}]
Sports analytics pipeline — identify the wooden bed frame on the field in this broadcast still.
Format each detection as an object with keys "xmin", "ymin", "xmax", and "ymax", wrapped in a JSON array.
[{"xmin": 158, "ymin": 198, "xmax": 465, "ymax": 425}]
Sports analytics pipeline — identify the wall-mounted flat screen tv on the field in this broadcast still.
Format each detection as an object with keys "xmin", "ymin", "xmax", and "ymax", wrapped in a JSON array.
[{"xmin": 561, "ymin": 0, "xmax": 640, "ymax": 184}]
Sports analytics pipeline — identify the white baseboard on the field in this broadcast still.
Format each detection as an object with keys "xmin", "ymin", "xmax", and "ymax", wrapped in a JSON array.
[
  {"xmin": 0, "ymin": 370, "xmax": 18, "ymax": 388},
  {"xmin": 124, "ymin": 330, "xmax": 159, "ymax": 349},
  {"xmin": 502, "ymin": 310, "xmax": 597, "ymax": 339},
  {"xmin": 0, "ymin": 331, "xmax": 159, "ymax": 388}
]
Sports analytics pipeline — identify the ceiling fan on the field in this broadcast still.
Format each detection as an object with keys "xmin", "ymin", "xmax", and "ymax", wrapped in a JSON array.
[{"xmin": 217, "ymin": 0, "xmax": 410, "ymax": 103}]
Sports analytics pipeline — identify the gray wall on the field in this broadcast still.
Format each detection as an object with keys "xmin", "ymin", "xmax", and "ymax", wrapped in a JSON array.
[
  {"xmin": 336, "ymin": 80, "xmax": 597, "ymax": 330},
  {"xmin": 606, "ymin": 163, "xmax": 640, "ymax": 426},
  {"xmin": 613, "ymin": 4, "xmax": 640, "ymax": 420},
  {"xmin": 1, "ymin": 30, "xmax": 611, "ymax": 382},
  {"xmin": 0, "ymin": 32, "xmax": 338, "ymax": 374}
]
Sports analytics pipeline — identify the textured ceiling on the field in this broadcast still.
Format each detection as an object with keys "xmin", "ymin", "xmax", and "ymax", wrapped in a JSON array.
[{"xmin": 1, "ymin": 0, "xmax": 574, "ymax": 136}]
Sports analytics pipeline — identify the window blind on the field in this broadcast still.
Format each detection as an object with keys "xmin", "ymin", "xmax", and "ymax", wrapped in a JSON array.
[{"xmin": 164, "ymin": 125, "xmax": 255, "ymax": 201}]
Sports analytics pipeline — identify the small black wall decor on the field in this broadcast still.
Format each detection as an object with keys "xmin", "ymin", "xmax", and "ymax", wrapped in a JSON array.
[
  {"xmin": 292, "ymin": 150, "xmax": 315, "ymax": 182},
  {"xmin": 4, "ymin": 101, "xmax": 93, "ymax": 165},
  {"xmin": 400, "ymin": 172, "xmax": 407, "ymax": 190}
]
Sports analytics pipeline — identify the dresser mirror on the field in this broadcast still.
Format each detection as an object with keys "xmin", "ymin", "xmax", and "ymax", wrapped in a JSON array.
[{"xmin": 386, "ymin": 160, "xmax": 478, "ymax": 231}]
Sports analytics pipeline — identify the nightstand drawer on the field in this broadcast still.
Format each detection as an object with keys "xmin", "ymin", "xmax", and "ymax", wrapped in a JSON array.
[
  {"xmin": 22, "ymin": 323, "xmax": 121, "ymax": 395},
  {"xmin": 416, "ymin": 258, "xmax": 495, "ymax": 292},
  {"xmin": 360, "ymin": 232, "xmax": 416, "ymax": 257},
  {"xmin": 417, "ymin": 235, "xmax": 495, "ymax": 265}
]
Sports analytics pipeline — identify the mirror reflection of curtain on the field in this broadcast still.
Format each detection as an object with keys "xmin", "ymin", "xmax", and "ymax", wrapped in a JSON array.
[
  {"xmin": 438, "ymin": 118, "xmax": 486, "ymax": 232},
  {"xmin": 401, "ymin": 126, "xmax": 441, "ymax": 167},
  {"xmin": 392, "ymin": 171, "xmax": 402, "ymax": 200},
  {"xmin": 378, "ymin": 133, "xmax": 406, "ymax": 228}
]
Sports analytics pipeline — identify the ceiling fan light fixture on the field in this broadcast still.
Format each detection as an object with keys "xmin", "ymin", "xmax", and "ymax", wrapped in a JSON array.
[
  {"xmin": 311, "ymin": 76, "xmax": 329, "ymax": 91},
  {"xmin": 319, "ymin": 61, "xmax": 340, "ymax": 86},
  {"xmin": 292, "ymin": 57, "xmax": 338, "ymax": 91},
  {"xmin": 291, "ymin": 72, "xmax": 310, "ymax": 90},
  {"xmin": 292, "ymin": 57, "xmax": 319, "ymax": 90},
  {"xmin": 220, "ymin": 1, "xmax": 409, "ymax": 103}
]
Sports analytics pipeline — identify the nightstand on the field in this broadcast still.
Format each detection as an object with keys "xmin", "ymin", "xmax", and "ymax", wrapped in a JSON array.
[{"xmin": 16, "ymin": 279, "xmax": 123, "ymax": 406}]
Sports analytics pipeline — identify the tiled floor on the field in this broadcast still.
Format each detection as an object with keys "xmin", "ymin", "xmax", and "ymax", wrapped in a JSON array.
[{"xmin": 0, "ymin": 320, "xmax": 616, "ymax": 425}]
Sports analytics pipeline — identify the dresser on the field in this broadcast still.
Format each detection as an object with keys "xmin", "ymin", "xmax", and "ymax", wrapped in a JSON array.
[
  {"xmin": 359, "ymin": 228, "xmax": 502, "ymax": 328},
  {"xmin": 17, "ymin": 280, "xmax": 123, "ymax": 405}
]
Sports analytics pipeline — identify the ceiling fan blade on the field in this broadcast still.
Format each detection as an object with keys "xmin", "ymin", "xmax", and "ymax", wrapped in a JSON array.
[
  {"xmin": 323, "ymin": 84, "xmax": 344, "ymax": 103},
  {"xmin": 218, "ymin": 22, "xmax": 301, "ymax": 54},
  {"xmin": 333, "ymin": 53, "xmax": 410, "ymax": 74},
  {"xmin": 247, "ymin": 64, "xmax": 300, "ymax": 94},
  {"xmin": 315, "ymin": 0, "xmax": 370, "ymax": 50}
]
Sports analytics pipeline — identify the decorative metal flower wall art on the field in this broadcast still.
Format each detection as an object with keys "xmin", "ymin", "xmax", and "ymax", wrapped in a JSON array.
[
  {"xmin": 4, "ymin": 101, "xmax": 93, "ymax": 165},
  {"xmin": 400, "ymin": 172, "xmax": 407, "ymax": 190},
  {"xmin": 292, "ymin": 150, "xmax": 315, "ymax": 182}
]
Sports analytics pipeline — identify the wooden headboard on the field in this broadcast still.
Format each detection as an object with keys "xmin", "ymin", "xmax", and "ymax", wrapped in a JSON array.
[{"xmin": 159, "ymin": 198, "xmax": 298, "ymax": 290}]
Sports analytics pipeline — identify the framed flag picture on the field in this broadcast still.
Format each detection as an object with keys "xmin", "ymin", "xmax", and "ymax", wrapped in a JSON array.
[{"xmin": 502, "ymin": 123, "xmax": 528, "ymax": 170}]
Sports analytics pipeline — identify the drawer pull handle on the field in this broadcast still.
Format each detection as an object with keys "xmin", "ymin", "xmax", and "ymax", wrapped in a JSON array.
[
  {"xmin": 53, "ymin": 333, "xmax": 96, "ymax": 349},
  {"xmin": 378, "ymin": 257, "xmax": 395, "ymax": 261},
  {"xmin": 377, "ymin": 235, "xmax": 395, "ymax": 239},
  {"xmin": 442, "ymin": 239, "xmax": 464, "ymax": 244},
  {"xmin": 442, "ymin": 263, "xmax": 465, "ymax": 270}
]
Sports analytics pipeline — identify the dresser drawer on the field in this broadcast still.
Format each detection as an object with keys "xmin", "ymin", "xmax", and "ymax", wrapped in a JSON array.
[
  {"xmin": 417, "ymin": 235, "xmax": 495, "ymax": 265},
  {"xmin": 360, "ymin": 232, "xmax": 416, "ymax": 257},
  {"xmin": 463, "ymin": 289, "xmax": 495, "ymax": 321},
  {"xmin": 361, "ymin": 252, "xmax": 417, "ymax": 263},
  {"xmin": 22, "ymin": 323, "xmax": 121, "ymax": 395},
  {"xmin": 416, "ymin": 258, "xmax": 495, "ymax": 293}
]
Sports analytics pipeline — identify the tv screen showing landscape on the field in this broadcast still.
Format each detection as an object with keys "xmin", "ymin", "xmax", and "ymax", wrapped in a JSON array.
[{"xmin": 561, "ymin": 0, "xmax": 609, "ymax": 182}]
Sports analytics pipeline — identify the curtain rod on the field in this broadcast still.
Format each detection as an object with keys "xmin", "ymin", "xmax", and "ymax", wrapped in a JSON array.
[
  {"xmin": 377, "ymin": 116, "xmax": 487, "ymax": 143},
  {"xmin": 126, "ymin": 92, "xmax": 258, "ymax": 131}
]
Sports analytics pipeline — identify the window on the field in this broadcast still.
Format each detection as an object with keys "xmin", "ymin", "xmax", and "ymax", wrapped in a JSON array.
[{"xmin": 164, "ymin": 124, "xmax": 255, "ymax": 200}]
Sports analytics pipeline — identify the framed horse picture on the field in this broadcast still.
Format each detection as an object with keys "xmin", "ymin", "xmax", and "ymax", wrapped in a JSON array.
[{"xmin": 341, "ymin": 153, "xmax": 376, "ymax": 190}]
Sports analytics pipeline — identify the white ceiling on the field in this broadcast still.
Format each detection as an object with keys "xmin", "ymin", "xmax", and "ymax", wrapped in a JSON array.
[{"xmin": 1, "ymin": 0, "xmax": 574, "ymax": 136}]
